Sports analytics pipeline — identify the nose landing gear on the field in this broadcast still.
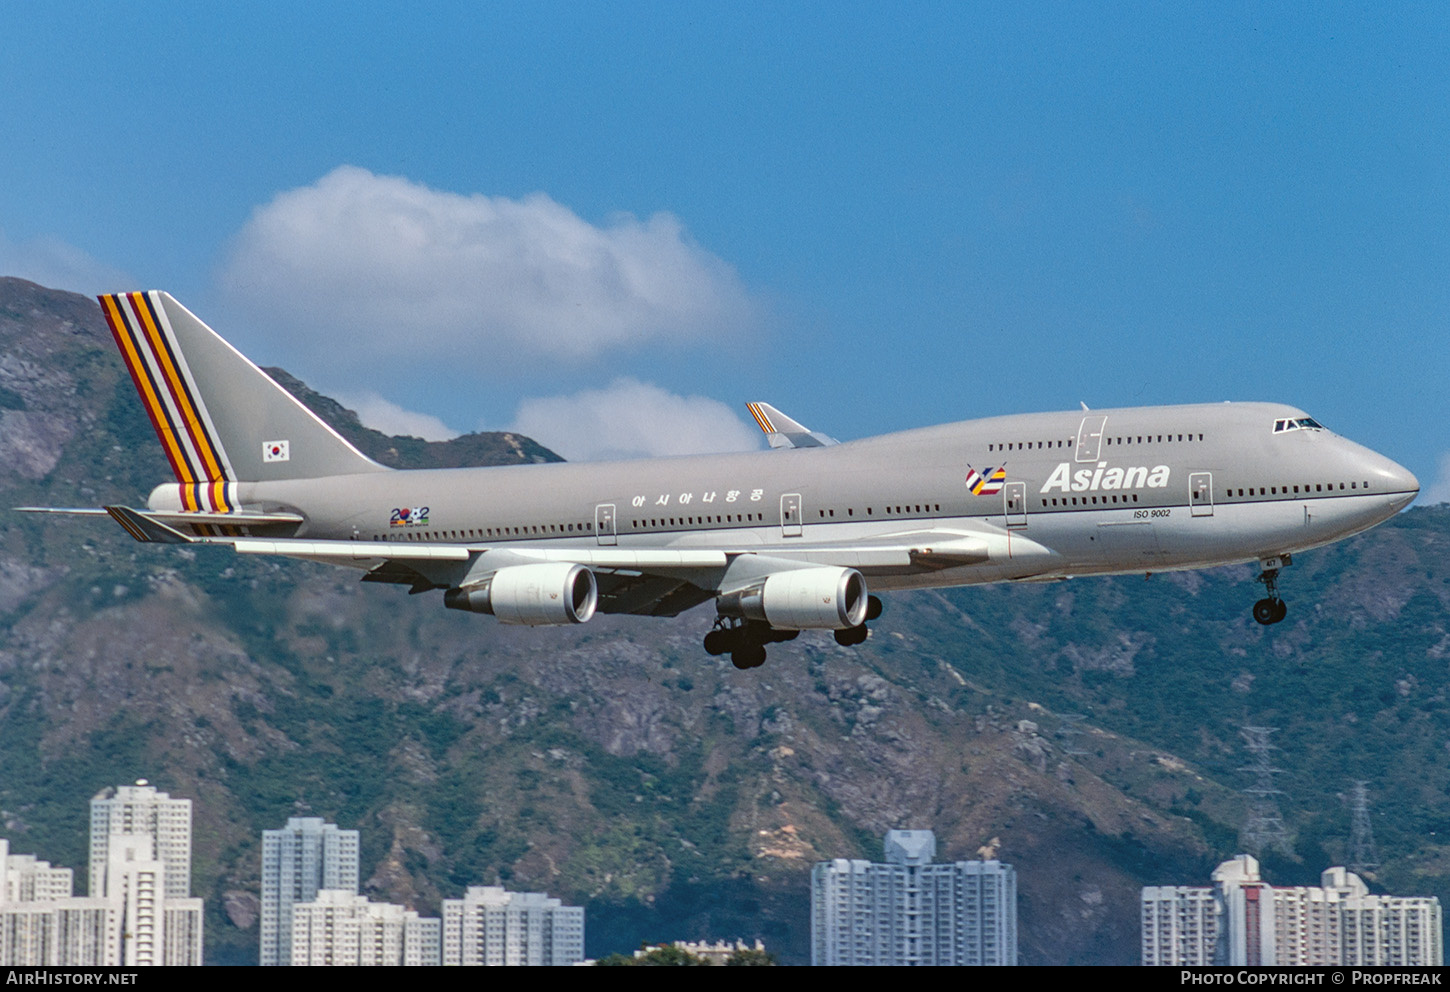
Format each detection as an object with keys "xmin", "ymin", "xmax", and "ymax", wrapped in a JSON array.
[{"xmin": 1252, "ymin": 555, "xmax": 1291, "ymax": 625}]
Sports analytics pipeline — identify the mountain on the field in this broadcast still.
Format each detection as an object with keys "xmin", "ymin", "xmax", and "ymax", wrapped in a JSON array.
[{"xmin": 1, "ymin": 276, "xmax": 1448, "ymax": 965}]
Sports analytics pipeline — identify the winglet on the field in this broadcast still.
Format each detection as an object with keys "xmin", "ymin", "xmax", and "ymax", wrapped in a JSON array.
[
  {"xmin": 745, "ymin": 402, "xmax": 839, "ymax": 449},
  {"xmin": 105, "ymin": 506, "xmax": 195, "ymax": 544}
]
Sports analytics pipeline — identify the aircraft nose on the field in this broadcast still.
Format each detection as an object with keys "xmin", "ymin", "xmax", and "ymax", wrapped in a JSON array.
[
  {"xmin": 1379, "ymin": 455, "xmax": 1419, "ymax": 511},
  {"xmin": 1386, "ymin": 458, "xmax": 1421, "ymax": 507}
]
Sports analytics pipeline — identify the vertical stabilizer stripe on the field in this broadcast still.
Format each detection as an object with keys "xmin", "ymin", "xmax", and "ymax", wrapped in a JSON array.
[
  {"xmin": 747, "ymin": 403, "xmax": 774, "ymax": 434},
  {"xmin": 116, "ymin": 293, "xmax": 202, "ymax": 483},
  {"xmin": 100, "ymin": 294, "xmax": 191, "ymax": 484},
  {"xmin": 131, "ymin": 293, "xmax": 227, "ymax": 482},
  {"xmin": 140, "ymin": 293, "xmax": 235, "ymax": 482}
]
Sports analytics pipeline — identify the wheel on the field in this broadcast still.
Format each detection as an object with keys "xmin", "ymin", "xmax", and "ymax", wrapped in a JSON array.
[
  {"xmin": 834, "ymin": 625, "xmax": 868, "ymax": 646},
  {"xmin": 732, "ymin": 643, "xmax": 767, "ymax": 669},
  {"xmin": 703, "ymin": 629, "xmax": 732, "ymax": 656},
  {"xmin": 1253, "ymin": 598, "xmax": 1283, "ymax": 625},
  {"xmin": 866, "ymin": 595, "xmax": 884, "ymax": 621}
]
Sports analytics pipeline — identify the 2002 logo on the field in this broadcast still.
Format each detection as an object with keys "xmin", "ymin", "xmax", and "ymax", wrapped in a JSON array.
[{"xmin": 390, "ymin": 506, "xmax": 430, "ymax": 527}]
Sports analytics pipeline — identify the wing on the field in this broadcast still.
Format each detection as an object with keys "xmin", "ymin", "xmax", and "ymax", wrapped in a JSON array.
[{"xmin": 62, "ymin": 505, "xmax": 1051, "ymax": 619}]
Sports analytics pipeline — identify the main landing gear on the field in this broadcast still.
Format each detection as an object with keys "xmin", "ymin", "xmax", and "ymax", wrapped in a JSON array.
[
  {"xmin": 704, "ymin": 618, "xmax": 797, "ymax": 669},
  {"xmin": 833, "ymin": 594, "xmax": 884, "ymax": 647},
  {"xmin": 1252, "ymin": 555, "xmax": 1291, "ymax": 626},
  {"xmin": 705, "ymin": 596, "xmax": 884, "ymax": 669}
]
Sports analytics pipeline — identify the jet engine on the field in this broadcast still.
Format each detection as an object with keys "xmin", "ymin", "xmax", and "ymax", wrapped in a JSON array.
[
  {"xmin": 443, "ymin": 562, "xmax": 598, "ymax": 625},
  {"xmin": 717, "ymin": 566, "xmax": 868, "ymax": 630}
]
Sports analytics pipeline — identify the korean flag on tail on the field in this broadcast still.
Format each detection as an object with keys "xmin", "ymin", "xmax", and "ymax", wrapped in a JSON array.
[{"xmin": 263, "ymin": 440, "xmax": 290, "ymax": 463}]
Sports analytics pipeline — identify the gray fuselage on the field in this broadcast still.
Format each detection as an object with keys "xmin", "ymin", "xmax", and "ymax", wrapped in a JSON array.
[{"xmin": 231, "ymin": 401, "xmax": 1418, "ymax": 595}]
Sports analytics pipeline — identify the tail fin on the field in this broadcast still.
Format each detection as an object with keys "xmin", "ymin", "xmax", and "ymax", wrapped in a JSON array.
[{"xmin": 98, "ymin": 292, "xmax": 386, "ymax": 484}]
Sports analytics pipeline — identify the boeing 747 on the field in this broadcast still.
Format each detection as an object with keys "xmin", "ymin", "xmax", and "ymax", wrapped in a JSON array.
[{"xmin": 23, "ymin": 293, "xmax": 1420, "ymax": 670}]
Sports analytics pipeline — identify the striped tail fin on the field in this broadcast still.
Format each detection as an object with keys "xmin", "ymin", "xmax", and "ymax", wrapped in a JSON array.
[{"xmin": 98, "ymin": 292, "xmax": 387, "ymax": 488}]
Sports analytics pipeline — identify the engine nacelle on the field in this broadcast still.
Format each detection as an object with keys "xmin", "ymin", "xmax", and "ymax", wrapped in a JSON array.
[
  {"xmin": 443, "ymin": 563, "xmax": 598, "ymax": 625},
  {"xmin": 717, "ymin": 566, "xmax": 868, "ymax": 630}
]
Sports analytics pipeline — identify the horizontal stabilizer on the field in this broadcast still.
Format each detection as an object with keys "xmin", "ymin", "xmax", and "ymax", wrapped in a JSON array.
[
  {"xmin": 14, "ymin": 506, "xmax": 111, "ymax": 517},
  {"xmin": 105, "ymin": 506, "xmax": 195, "ymax": 544},
  {"xmin": 147, "ymin": 509, "xmax": 303, "ymax": 528},
  {"xmin": 19, "ymin": 505, "xmax": 302, "ymax": 533}
]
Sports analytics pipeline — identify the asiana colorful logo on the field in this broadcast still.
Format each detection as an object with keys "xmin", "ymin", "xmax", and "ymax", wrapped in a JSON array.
[{"xmin": 964, "ymin": 465, "xmax": 1006, "ymax": 496}]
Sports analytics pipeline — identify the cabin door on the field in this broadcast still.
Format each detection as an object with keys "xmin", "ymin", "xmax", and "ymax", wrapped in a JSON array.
[
  {"xmin": 1004, "ymin": 482, "xmax": 1027, "ymax": 528},
  {"xmin": 1189, "ymin": 473, "xmax": 1214, "ymax": 517},
  {"xmin": 781, "ymin": 493, "xmax": 802, "ymax": 537},
  {"xmin": 595, "ymin": 503, "xmax": 617, "ymax": 545},
  {"xmin": 1075, "ymin": 416, "xmax": 1108, "ymax": 462}
]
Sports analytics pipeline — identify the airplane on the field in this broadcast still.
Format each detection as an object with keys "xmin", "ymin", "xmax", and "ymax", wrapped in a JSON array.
[{"xmin": 22, "ymin": 292, "xmax": 1420, "ymax": 670}]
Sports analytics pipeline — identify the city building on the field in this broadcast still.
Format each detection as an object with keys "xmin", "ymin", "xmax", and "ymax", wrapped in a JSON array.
[
  {"xmin": 1142, "ymin": 855, "xmax": 1443, "ymax": 966},
  {"xmin": 441, "ymin": 886, "xmax": 585, "ymax": 966},
  {"xmin": 90, "ymin": 780, "xmax": 193, "ymax": 901},
  {"xmin": 1139, "ymin": 882, "xmax": 1221, "ymax": 966},
  {"xmin": 404, "ymin": 913, "xmax": 443, "ymax": 967},
  {"xmin": 1, "ymin": 782, "xmax": 203, "ymax": 966},
  {"xmin": 289, "ymin": 890, "xmax": 441, "ymax": 966},
  {"xmin": 260, "ymin": 817, "xmax": 361, "ymax": 966},
  {"xmin": 1, "ymin": 839, "xmax": 73, "ymax": 904},
  {"xmin": 102, "ymin": 833, "xmax": 204, "ymax": 966},
  {"xmin": 811, "ymin": 829, "xmax": 1018, "ymax": 966},
  {"xmin": 1, "ymin": 836, "xmax": 117, "ymax": 968}
]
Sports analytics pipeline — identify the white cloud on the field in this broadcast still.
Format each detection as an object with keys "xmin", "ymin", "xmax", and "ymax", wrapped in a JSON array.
[
  {"xmin": 333, "ymin": 391, "xmax": 460, "ymax": 442},
  {"xmin": 218, "ymin": 166, "xmax": 754, "ymax": 370},
  {"xmin": 0, "ymin": 229, "xmax": 133, "ymax": 295},
  {"xmin": 1423, "ymin": 453, "xmax": 1450, "ymax": 506},
  {"xmin": 508, "ymin": 378, "xmax": 761, "ymax": 461}
]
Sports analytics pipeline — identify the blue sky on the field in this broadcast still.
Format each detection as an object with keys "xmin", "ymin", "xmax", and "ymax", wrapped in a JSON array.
[{"xmin": 2, "ymin": 3, "xmax": 1446, "ymax": 492}]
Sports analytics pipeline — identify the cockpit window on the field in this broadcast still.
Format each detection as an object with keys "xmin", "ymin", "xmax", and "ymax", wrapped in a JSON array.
[{"xmin": 1272, "ymin": 417, "xmax": 1326, "ymax": 434}]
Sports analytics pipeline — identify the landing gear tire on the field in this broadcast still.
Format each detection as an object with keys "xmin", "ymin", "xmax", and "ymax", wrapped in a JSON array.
[
  {"xmin": 1253, "ymin": 556, "xmax": 1292, "ymax": 626},
  {"xmin": 703, "ymin": 629, "xmax": 731, "ymax": 656},
  {"xmin": 1253, "ymin": 597, "xmax": 1288, "ymax": 625},
  {"xmin": 731, "ymin": 643, "xmax": 767, "ymax": 669},
  {"xmin": 834, "ymin": 624, "xmax": 869, "ymax": 647},
  {"xmin": 865, "ymin": 595, "xmax": 884, "ymax": 622}
]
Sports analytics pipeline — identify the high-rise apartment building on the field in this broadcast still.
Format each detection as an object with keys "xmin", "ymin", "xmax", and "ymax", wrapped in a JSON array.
[
  {"xmin": 1, "ymin": 783, "xmax": 203, "ymax": 966},
  {"xmin": 1142, "ymin": 855, "xmax": 1443, "ymax": 966},
  {"xmin": 441, "ymin": 886, "xmax": 585, "ymax": 966},
  {"xmin": 1, "ymin": 839, "xmax": 73, "ymax": 904},
  {"xmin": 1139, "ymin": 883, "xmax": 1221, "ymax": 966},
  {"xmin": 811, "ymin": 829, "xmax": 1017, "ymax": 966},
  {"xmin": 102, "ymin": 833, "xmax": 204, "ymax": 966},
  {"xmin": 260, "ymin": 817, "xmax": 361, "ymax": 966},
  {"xmin": 90, "ymin": 780, "xmax": 192, "ymax": 900},
  {"xmin": 0, "ymin": 835, "xmax": 103, "ymax": 968},
  {"xmin": 289, "ymin": 890, "xmax": 441, "ymax": 966}
]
